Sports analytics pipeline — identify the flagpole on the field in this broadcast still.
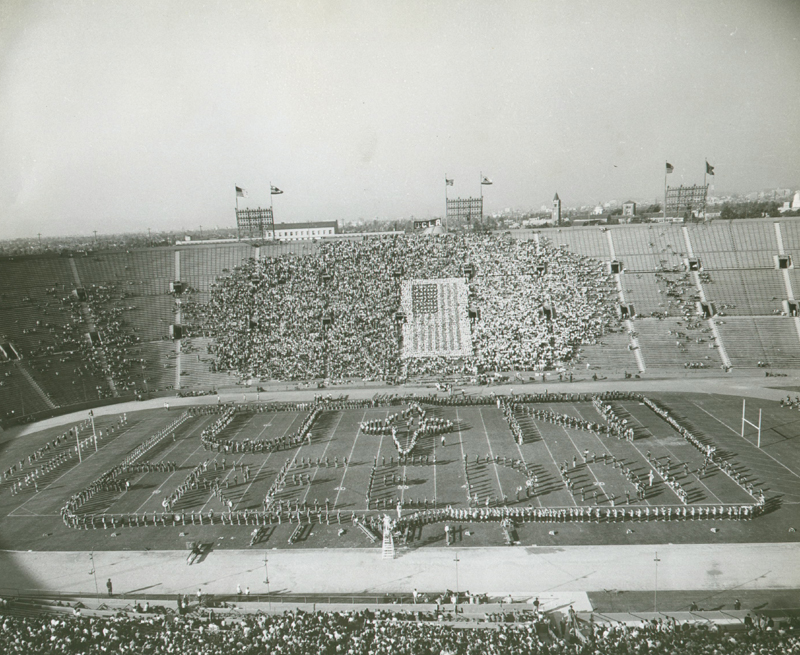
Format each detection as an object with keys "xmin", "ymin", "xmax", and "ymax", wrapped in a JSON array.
[
  {"xmin": 235, "ymin": 186, "xmax": 240, "ymax": 241},
  {"xmin": 479, "ymin": 171, "xmax": 483, "ymax": 228},
  {"xmin": 270, "ymin": 183, "xmax": 276, "ymax": 242},
  {"xmin": 445, "ymin": 175, "xmax": 448, "ymax": 233},
  {"xmin": 664, "ymin": 168, "xmax": 667, "ymax": 220}
]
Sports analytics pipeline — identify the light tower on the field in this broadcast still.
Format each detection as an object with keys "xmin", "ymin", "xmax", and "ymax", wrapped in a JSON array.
[{"xmin": 552, "ymin": 192, "xmax": 562, "ymax": 226}]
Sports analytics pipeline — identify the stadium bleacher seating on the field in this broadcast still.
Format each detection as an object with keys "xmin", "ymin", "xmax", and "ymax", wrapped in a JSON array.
[
  {"xmin": 3, "ymin": 218, "xmax": 800, "ymax": 422},
  {"xmin": 633, "ymin": 318, "xmax": 723, "ymax": 370},
  {"xmin": 574, "ymin": 329, "xmax": 639, "ymax": 373},
  {"xmin": 717, "ymin": 317, "xmax": 800, "ymax": 369},
  {"xmin": 700, "ymin": 270, "xmax": 786, "ymax": 316},
  {"xmin": 550, "ymin": 228, "xmax": 609, "ymax": 259}
]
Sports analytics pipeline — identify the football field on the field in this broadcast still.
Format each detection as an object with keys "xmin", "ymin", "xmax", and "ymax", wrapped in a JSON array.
[{"xmin": 2, "ymin": 389, "xmax": 799, "ymax": 556}]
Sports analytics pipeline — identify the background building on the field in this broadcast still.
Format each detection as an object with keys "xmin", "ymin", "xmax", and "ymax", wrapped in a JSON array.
[
  {"xmin": 552, "ymin": 193, "xmax": 561, "ymax": 225},
  {"xmin": 270, "ymin": 221, "xmax": 338, "ymax": 241}
]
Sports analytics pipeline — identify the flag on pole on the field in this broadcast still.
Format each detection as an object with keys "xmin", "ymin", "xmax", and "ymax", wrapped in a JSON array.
[
  {"xmin": 89, "ymin": 410, "xmax": 93, "ymax": 416},
  {"xmin": 236, "ymin": 186, "xmax": 248, "ymax": 198},
  {"xmin": 481, "ymin": 176, "xmax": 492, "ymax": 185},
  {"xmin": 705, "ymin": 161, "xmax": 715, "ymax": 175},
  {"xmin": 270, "ymin": 186, "xmax": 284, "ymax": 195},
  {"xmin": 665, "ymin": 162, "xmax": 674, "ymax": 174},
  {"xmin": 445, "ymin": 178, "xmax": 454, "ymax": 186}
]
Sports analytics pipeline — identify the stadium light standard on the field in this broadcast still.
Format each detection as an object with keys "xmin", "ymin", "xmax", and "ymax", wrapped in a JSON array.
[
  {"xmin": 264, "ymin": 554, "xmax": 271, "ymax": 610},
  {"xmin": 89, "ymin": 550, "xmax": 99, "ymax": 600},
  {"xmin": 89, "ymin": 410, "xmax": 97, "ymax": 452},
  {"xmin": 653, "ymin": 551, "xmax": 661, "ymax": 613},
  {"xmin": 454, "ymin": 553, "xmax": 460, "ymax": 611}
]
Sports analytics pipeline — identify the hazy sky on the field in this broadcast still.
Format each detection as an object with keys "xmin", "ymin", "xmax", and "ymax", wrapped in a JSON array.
[{"xmin": 1, "ymin": 0, "xmax": 799, "ymax": 238}]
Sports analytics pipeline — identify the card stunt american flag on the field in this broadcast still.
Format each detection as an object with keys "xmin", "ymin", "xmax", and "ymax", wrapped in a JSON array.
[{"xmin": 400, "ymin": 279, "xmax": 473, "ymax": 359}]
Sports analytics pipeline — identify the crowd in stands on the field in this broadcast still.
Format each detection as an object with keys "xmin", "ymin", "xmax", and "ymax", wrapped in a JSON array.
[
  {"xmin": 0, "ymin": 231, "xmax": 179, "ymax": 257},
  {"xmin": 649, "ymin": 271, "xmax": 702, "ymax": 320},
  {"xmin": 0, "ymin": 606, "xmax": 796, "ymax": 655},
  {"xmin": 0, "ymin": 275, "xmax": 158, "ymax": 420},
  {"xmin": 186, "ymin": 233, "xmax": 618, "ymax": 383}
]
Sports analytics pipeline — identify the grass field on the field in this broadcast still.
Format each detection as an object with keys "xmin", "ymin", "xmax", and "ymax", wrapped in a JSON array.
[{"xmin": 1, "ymin": 391, "xmax": 799, "ymax": 555}]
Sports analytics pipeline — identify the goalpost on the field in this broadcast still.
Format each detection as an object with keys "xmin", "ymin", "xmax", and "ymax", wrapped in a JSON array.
[{"xmin": 741, "ymin": 399, "xmax": 762, "ymax": 448}]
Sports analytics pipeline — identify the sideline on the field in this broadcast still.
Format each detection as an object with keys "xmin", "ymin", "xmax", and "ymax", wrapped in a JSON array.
[
  {"xmin": 4, "ymin": 374, "xmax": 795, "ymax": 445},
  {"xmin": 0, "ymin": 542, "xmax": 796, "ymax": 597}
]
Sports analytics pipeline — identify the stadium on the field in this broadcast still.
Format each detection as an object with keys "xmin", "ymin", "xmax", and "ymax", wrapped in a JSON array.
[
  {"xmin": 1, "ymin": 219, "xmax": 800, "ymax": 651},
  {"xmin": 3, "ymin": 0, "xmax": 800, "ymax": 648}
]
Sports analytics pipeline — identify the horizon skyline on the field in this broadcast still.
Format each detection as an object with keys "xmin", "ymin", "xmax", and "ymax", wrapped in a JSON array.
[
  {"xmin": 1, "ymin": 176, "xmax": 797, "ymax": 243},
  {"xmin": 1, "ymin": 0, "xmax": 799, "ymax": 239}
]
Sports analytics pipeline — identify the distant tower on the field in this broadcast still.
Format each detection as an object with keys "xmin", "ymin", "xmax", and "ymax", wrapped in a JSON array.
[{"xmin": 552, "ymin": 192, "xmax": 562, "ymax": 225}]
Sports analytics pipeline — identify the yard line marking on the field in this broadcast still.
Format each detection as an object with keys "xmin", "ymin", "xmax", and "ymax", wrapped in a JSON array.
[
  {"xmin": 569, "ymin": 404, "xmax": 654, "ymax": 507},
  {"xmin": 455, "ymin": 408, "xmax": 468, "ymax": 506},
  {"xmin": 199, "ymin": 452, "xmax": 247, "ymax": 513},
  {"xmin": 123, "ymin": 423, "xmax": 201, "ymax": 485},
  {"xmin": 249, "ymin": 415, "xmax": 276, "ymax": 442},
  {"xmin": 232, "ymin": 451, "xmax": 273, "ymax": 512},
  {"xmin": 529, "ymin": 417, "xmax": 578, "ymax": 507},
  {"xmin": 552, "ymin": 421, "xmax": 607, "ymax": 504},
  {"xmin": 367, "ymin": 411, "xmax": 389, "ymax": 509},
  {"xmin": 333, "ymin": 410, "xmax": 366, "ymax": 509},
  {"xmin": 400, "ymin": 463, "xmax": 408, "ymax": 505},
  {"xmin": 301, "ymin": 411, "xmax": 344, "ymax": 506},
  {"xmin": 618, "ymin": 404, "xmax": 724, "ymax": 505},
  {"xmin": 687, "ymin": 400, "xmax": 800, "ymax": 482},
  {"xmin": 6, "ymin": 418, "xmax": 147, "ymax": 517},
  {"xmin": 478, "ymin": 407, "xmax": 507, "ymax": 503},
  {"xmin": 132, "ymin": 442, "xmax": 208, "ymax": 514},
  {"xmin": 507, "ymin": 406, "xmax": 542, "ymax": 508},
  {"xmin": 432, "ymin": 411, "xmax": 438, "ymax": 505},
  {"xmin": 116, "ymin": 416, "xmax": 215, "ymax": 515},
  {"xmin": 233, "ymin": 412, "xmax": 305, "ymax": 511}
]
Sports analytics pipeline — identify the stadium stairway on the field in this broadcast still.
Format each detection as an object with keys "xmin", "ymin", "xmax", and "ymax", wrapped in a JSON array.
[
  {"xmin": 15, "ymin": 362, "xmax": 56, "ymax": 409},
  {"xmin": 607, "ymin": 230, "xmax": 645, "ymax": 372},
  {"xmin": 68, "ymin": 259, "xmax": 118, "ymax": 397}
]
